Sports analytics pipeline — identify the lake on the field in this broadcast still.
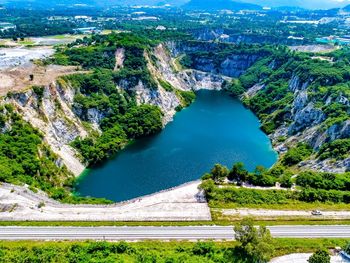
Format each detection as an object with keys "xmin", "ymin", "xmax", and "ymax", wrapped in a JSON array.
[{"xmin": 75, "ymin": 90, "xmax": 278, "ymax": 202}]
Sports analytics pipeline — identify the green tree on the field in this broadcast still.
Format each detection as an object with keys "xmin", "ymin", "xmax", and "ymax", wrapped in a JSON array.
[
  {"xmin": 308, "ymin": 249, "xmax": 330, "ymax": 263},
  {"xmin": 228, "ymin": 162, "xmax": 248, "ymax": 183},
  {"xmin": 211, "ymin": 164, "xmax": 229, "ymax": 183},
  {"xmin": 234, "ymin": 218, "xmax": 274, "ymax": 263}
]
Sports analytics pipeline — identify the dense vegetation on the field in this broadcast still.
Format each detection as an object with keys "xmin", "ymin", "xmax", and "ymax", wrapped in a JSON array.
[
  {"xmin": 201, "ymin": 162, "xmax": 350, "ymax": 206},
  {"xmin": 282, "ymin": 143, "xmax": 313, "ymax": 166},
  {"xmin": 318, "ymin": 139, "xmax": 350, "ymax": 160},
  {"xmin": 0, "ymin": 219, "xmax": 276, "ymax": 263},
  {"xmin": 0, "ymin": 237, "xmax": 347, "ymax": 263},
  {"xmin": 0, "ymin": 105, "xmax": 110, "ymax": 204},
  {"xmin": 65, "ymin": 72, "xmax": 163, "ymax": 165}
]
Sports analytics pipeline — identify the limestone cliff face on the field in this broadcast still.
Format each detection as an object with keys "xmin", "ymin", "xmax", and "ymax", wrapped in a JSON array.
[
  {"xmin": 247, "ymin": 72, "xmax": 350, "ymax": 173},
  {"xmin": 154, "ymin": 43, "xmax": 229, "ymax": 92},
  {"xmin": 120, "ymin": 43, "xmax": 231, "ymax": 125},
  {"xmin": 8, "ymin": 80, "xmax": 88, "ymax": 176},
  {"xmin": 190, "ymin": 54, "xmax": 261, "ymax": 78}
]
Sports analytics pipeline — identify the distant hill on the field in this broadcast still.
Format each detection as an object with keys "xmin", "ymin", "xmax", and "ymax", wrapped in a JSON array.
[
  {"xmin": 102, "ymin": 0, "xmax": 187, "ymax": 7},
  {"xmin": 183, "ymin": 0, "xmax": 262, "ymax": 11},
  {"xmin": 1, "ymin": 0, "xmax": 96, "ymax": 9},
  {"xmin": 243, "ymin": 0, "xmax": 350, "ymax": 10},
  {"xmin": 0, "ymin": 0, "xmax": 187, "ymax": 8},
  {"xmin": 343, "ymin": 4, "xmax": 350, "ymax": 12},
  {"xmin": 272, "ymin": 6, "xmax": 306, "ymax": 11}
]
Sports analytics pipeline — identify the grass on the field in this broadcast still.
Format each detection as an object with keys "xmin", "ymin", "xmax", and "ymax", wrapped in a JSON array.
[
  {"xmin": 18, "ymin": 40, "xmax": 35, "ymax": 45},
  {"xmin": 1, "ymin": 219, "xmax": 350, "ymax": 227},
  {"xmin": 209, "ymin": 201, "xmax": 350, "ymax": 210},
  {"xmin": 273, "ymin": 238, "xmax": 349, "ymax": 257}
]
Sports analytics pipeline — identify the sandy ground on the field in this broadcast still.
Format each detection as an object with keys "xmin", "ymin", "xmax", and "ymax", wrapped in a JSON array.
[
  {"xmin": 219, "ymin": 208, "xmax": 350, "ymax": 220},
  {"xmin": 0, "ymin": 45, "xmax": 88, "ymax": 96},
  {"xmin": 0, "ymin": 181, "xmax": 211, "ymax": 221},
  {"xmin": 270, "ymin": 253, "xmax": 347, "ymax": 263},
  {"xmin": 0, "ymin": 64, "xmax": 86, "ymax": 96}
]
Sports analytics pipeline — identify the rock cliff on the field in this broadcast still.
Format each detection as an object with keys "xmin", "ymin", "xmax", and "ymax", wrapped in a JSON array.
[{"xmin": 8, "ymin": 80, "xmax": 88, "ymax": 176}]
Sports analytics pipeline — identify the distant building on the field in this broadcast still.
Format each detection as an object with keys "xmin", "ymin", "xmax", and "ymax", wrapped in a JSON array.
[
  {"xmin": 288, "ymin": 36, "xmax": 304, "ymax": 40},
  {"xmin": 73, "ymin": 27, "xmax": 101, "ymax": 34},
  {"xmin": 74, "ymin": 16, "xmax": 91, "ymax": 20},
  {"xmin": 132, "ymin": 12, "xmax": 146, "ymax": 15},
  {"xmin": 282, "ymin": 20, "xmax": 319, "ymax": 24},
  {"xmin": 132, "ymin": 16, "xmax": 159, "ymax": 21},
  {"xmin": 156, "ymin": 25, "xmax": 166, "ymax": 31},
  {"xmin": 47, "ymin": 16, "xmax": 69, "ymax": 21},
  {"xmin": 316, "ymin": 36, "xmax": 350, "ymax": 45},
  {"xmin": 0, "ymin": 22, "xmax": 16, "ymax": 32}
]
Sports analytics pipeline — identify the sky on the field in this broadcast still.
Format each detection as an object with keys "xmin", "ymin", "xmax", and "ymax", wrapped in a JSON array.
[
  {"xmin": 243, "ymin": 0, "xmax": 350, "ymax": 9},
  {"xmin": 1, "ymin": 0, "xmax": 350, "ymax": 10}
]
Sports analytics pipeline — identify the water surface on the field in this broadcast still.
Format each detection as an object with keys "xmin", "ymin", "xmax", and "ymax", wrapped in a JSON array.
[{"xmin": 76, "ymin": 90, "xmax": 277, "ymax": 201}]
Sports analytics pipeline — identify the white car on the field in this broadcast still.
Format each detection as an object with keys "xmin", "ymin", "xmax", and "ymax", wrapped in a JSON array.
[{"xmin": 311, "ymin": 210, "xmax": 322, "ymax": 216}]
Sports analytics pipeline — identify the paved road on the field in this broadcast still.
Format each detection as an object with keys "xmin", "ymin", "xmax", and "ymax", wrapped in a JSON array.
[{"xmin": 1, "ymin": 225, "xmax": 350, "ymax": 241}]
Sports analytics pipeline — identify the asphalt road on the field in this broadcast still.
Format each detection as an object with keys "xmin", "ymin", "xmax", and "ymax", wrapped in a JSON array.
[{"xmin": 1, "ymin": 225, "xmax": 350, "ymax": 241}]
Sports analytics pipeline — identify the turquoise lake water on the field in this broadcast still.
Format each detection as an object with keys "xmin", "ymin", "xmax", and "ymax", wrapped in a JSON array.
[{"xmin": 75, "ymin": 90, "xmax": 278, "ymax": 202}]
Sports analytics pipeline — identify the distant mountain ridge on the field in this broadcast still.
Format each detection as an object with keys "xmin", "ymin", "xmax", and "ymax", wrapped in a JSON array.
[
  {"xmin": 183, "ymin": 0, "xmax": 262, "ymax": 10},
  {"xmin": 2, "ymin": 0, "xmax": 350, "ymax": 10},
  {"xmin": 0, "ymin": 0, "xmax": 187, "ymax": 8}
]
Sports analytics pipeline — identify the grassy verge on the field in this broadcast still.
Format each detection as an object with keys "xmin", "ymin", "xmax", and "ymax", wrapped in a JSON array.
[
  {"xmin": 209, "ymin": 201, "xmax": 350, "ymax": 210},
  {"xmin": 273, "ymin": 238, "xmax": 349, "ymax": 257},
  {"xmin": 211, "ymin": 210, "xmax": 350, "ymax": 224},
  {"xmin": 1, "ymin": 219, "xmax": 350, "ymax": 227}
]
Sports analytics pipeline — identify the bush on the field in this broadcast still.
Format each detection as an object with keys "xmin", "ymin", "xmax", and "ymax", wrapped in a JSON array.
[
  {"xmin": 308, "ymin": 249, "xmax": 330, "ymax": 263},
  {"xmin": 282, "ymin": 143, "xmax": 313, "ymax": 166},
  {"xmin": 296, "ymin": 171, "xmax": 350, "ymax": 191},
  {"xmin": 318, "ymin": 139, "xmax": 350, "ymax": 160},
  {"xmin": 225, "ymin": 79, "xmax": 245, "ymax": 97},
  {"xmin": 192, "ymin": 242, "xmax": 215, "ymax": 256}
]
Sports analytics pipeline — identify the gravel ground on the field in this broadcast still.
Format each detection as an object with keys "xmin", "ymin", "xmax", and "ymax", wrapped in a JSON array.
[
  {"xmin": 0, "ymin": 46, "xmax": 54, "ymax": 69},
  {"xmin": 288, "ymin": 45, "xmax": 337, "ymax": 53}
]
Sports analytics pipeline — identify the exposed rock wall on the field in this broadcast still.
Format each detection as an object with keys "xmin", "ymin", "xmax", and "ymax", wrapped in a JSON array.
[
  {"xmin": 8, "ymin": 81, "xmax": 88, "ymax": 176},
  {"xmin": 128, "ymin": 43, "xmax": 231, "ymax": 125},
  {"xmin": 247, "ymin": 72, "xmax": 350, "ymax": 173}
]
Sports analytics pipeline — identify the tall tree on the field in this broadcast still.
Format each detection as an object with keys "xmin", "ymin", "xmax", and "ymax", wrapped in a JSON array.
[
  {"xmin": 234, "ymin": 218, "xmax": 274, "ymax": 263},
  {"xmin": 211, "ymin": 164, "xmax": 229, "ymax": 183}
]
